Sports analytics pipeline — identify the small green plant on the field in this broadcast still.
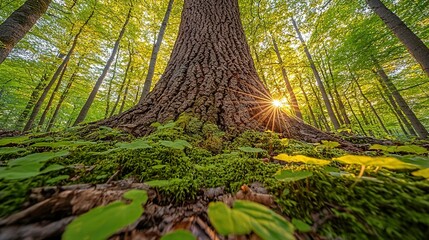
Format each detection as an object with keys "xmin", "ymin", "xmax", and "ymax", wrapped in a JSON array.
[
  {"xmin": 63, "ymin": 189, "xmax": 148, "ymax": 240},
  {"xmin": 160, "ymin": 230, "xmax": 196, "ymax": 240},
  {"xmin": 274, "ymin": 154, "xmax": 331, "ymax": 165},
  {"xmin": 0, "ymin": 151, "xmax": 69, "ymax": 180},
  {"xmin": 274, "ymin": 169, "xmax": 313, "ymax": 182},
  {"xmin": 370, "ymin": 144, "xmax": 428, "ymax": 155},
  {"xmin": 208, "ymin": 200, "xmax": 295, "ymax": 240}
]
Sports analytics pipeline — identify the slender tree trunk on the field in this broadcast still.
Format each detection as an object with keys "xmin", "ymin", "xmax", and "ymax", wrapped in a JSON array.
[
  {"xmin": 46, "ymin": 63, "xmax": 80, "ymax": 132},
  {"xmin": 292, "ymin": 18, "xmax": 340, "ymax": 129},
  {"xmin": 377, "ymin": 76, "xmax": 416, "ymax": 136},
  {"xmin": 320, "ymin": 65, "xmax": 344, "ymax": 126},
  {"xmin": 354, "ymin": 79, "xmax": 390, "ymax": 135},
  {"xmin": 74, "ymin": 7, "xmax": 132, "ymax": 125},
  {"xmin": 37, "ymin": 63, "xmax": 68, "ymax": 129},
  {"xmin": 119, "ymin": 68, "xmax": 133, "ymax": 114},
  {"xmin": 271, "ymin": 35, "xmax": 302, "ymax": 119},
  {"xmin": 252, "ymin": 45, "xmax": 268, "ymax": 88},
  {"xmin": 102, "ymin": 0, "xmax": 335, "ymax": 143},
  {"xmin": 344, "ymin": 94, "xmax": 367, "ymax": 136},
  {"xmin": 16, "ymin": 73, "xmax": 48, "ymax": 128},
  {"xmin": 366, "ymin": 0, "xmax": 429, "ymax": 77},
  {"xmin": 0, "ymin": 0, "xmax": 51, "ymax": 64},
  {"xmin": 374, "ymin": 62, "xmax": 428, "ymax": 138},
  {"xmin": 23, "ymin": 9, "xmax": 94, "ymax": 131},
  {"xmin": 110, "ymin": 47, "xmax": 133, "ymax": 117},
  {"xmin": 298, "ymin": 77, "xmax": 319, "ymax": 128},
  {"xmin": 309, "ymin": 79, "xmax": 331, "ymax": 132},
  {"xmin": 105, "ymin": 47, "xmax": 121, "ymax": 119},
  {"xmin": 376, "ymin": 84, "xmax": 408, "ymax": 135},
  {"xmin": 322, "ymin": 45, "xmax": 351, "ymax": 125},
  {"xmin": 139, "ymin": 0, "xmax": 174, "ymax": 102}
]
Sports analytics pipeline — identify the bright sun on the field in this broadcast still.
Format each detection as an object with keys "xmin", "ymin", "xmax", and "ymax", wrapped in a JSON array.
[{"xmin": 272, "ymin": 99, "xmax": 283, "ymax": 108}]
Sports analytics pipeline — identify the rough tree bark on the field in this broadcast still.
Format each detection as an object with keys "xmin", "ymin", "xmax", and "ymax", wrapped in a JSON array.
[
  {"xmin": 291, "ymin": 18, "xmax": 340, "ymax": 130},
  {"xmin": 74, "ymin": 7, "xmax": 132, "ymax": 125},
  {"xmin": 102, "ymin": 0, "xmax": 334, "ymax": 143},
  {"xmin": 140, "ymin": 0, "xmax": 175, "ymax": 102},
  {"xmin": 366, "ymin": 0, "xmax": 429, "ymax": 77},
  {"xmin": 0, "ymin": 0, "xmax": 51, "ymax": 64},
  {"xmin": 271, "ymin": 34, "xmax": 302, "ymax": 119}
]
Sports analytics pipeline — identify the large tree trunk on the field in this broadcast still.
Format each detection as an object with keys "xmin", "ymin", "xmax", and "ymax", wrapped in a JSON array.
[
  {"xmin": 102, "ymin": 0, "xmax": 333, "ymax": 143},
  {"xmin": 291, "ymin": 18, "xmax": 340, "ymax": 130},
  {"xmin": 366, "ymin": 0, "xmax": 429, "ymax": 77},
  {"xmin": 0, "ymin": 0, "xmax": 51, "ymax": 64},
  {"xmin": 74, "ymin": 7, "xmax": 132, "ymax": 125},
  {"xmin": 140, "ymin": 0, "xmax": 175, "ymax": 102}
]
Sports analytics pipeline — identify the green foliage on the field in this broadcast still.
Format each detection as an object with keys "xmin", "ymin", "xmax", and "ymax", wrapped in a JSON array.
[
  {"xmin": 0, "ymin": 151, "xmax": 69, "ymax": 180},
  {"xmin": 334, "ymin": 155, "xmax": 418, "ymax": 169},
  {"xmin": 0, "ymin": 136, "xmax": 29, "ymax": 146},
  {"xmin": 238, "ymin": 146, "xmax": 265, "ymax": 153},
  {"xmin": 160, "ymin": 230, "xmax": 196, "ymax": 240},
  {"xmin": 160, "ymin": 139, "xmax": 192, "ymax": 150},
  {"xmin": 274, "ymin": 154, "xmax": 331, "ymax": 165},
  {"xmin": 208, "ymin": 200, "xmax": 295, "ymax": 240},
  {"xmin": 291, "ymin": 218, "xmax": 312, "ymax": 233},
  {"xmin": 274, "ymin": 170, "xmax": 313, "ymax": 182},
  {"xmin": 370, "ymin": 144, "xmax": 428, "ymax": 155},
  {"xmin": 0, "ymin": 147, "xmax": 26, "ymax": 155},
  {"xmin": 63, "ymin": 190, "xmax": 148, "ymax": 240}
]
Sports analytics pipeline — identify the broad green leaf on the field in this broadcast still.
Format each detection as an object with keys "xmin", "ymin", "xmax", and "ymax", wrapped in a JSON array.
[
  {"xmin": 151, "ymin": 164, "xmax": 166, "ymax": 169},
  {"xmin": 32, "ymin": 141, "xmax": 95, "ymax": 148},
  {"xmin": 412, "ymin": 169, "xmax": 429, "ymax": 179},
  {"xmin": 0, "ymin": 151, "xmax": 69, "ymax": 180},
  {"xmin": 145, "ymin": 179, "xmax": 174, "ymax": 187},
  {"xmin": 393, "ymin": 155, "xmax": 429, "ymax": 168},
  {"xmin": 234, "ymin": 200, "xmax": 295, "ymax": 240},
  {"xmin": 63, "ymin": 190, "xmax": 148, "ymax": 240},
  {"xmin": 334, "ymin": 155, "xmax": 418, "ymax": 169},
  {"xmin": 208, "ymin": 202, "xmax": 253, "ymax": 235},
  {"xmin": 160, "ymin": 140, "xmax": 192, "ymax": 150},
  {"xmin": 274, "ymin": 154, "xmax": 330, "ymax": 165},
  {"xmin": 274, "ymin": 170, "xmax": 313, "ymax": 182},
  {"xmin": 161, "ymin": 230, "xmax": 196, "ymax": 240},
  {"xmin": 292, "ymin": 219, "xmax": 312, "ymax": 232},
  {"xmin": 238, "ymin": 146, "xmax": 265, "ymax": 153},
  {"xmin": 323, "ymin": 166, "xmax": 340, "ymax": 173},
  {"xmin": 0, "ymin": 147, "xmax": 26, "ymax": 155},
  {"xmin": 46, "ymin": 175, "xmax": 69, "ymax": 184},
  {"xmin": 320, "ymin": 140, "xmax": 340, "ymax": 149},
  {"xmin": 9, "ymin": 150, "xmax": 69, "ymax": 167},
  {"xmin": 115, "ymin": 139, "xmax": 152, "ymax": 150},
  {"xmin": 0, "ymin": 136, "xmax": 29, "ymax": 146},
  {"xmin": 370, "ymin": 144, "xmax": 428, "ymax": 155}
]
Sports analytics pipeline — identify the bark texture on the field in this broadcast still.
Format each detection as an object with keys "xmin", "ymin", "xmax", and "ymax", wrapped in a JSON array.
[
  {"xmin": 0, "ymin": 0, "xmax": 51, "ymax": 64},
  {"xmin": 366, "ymin": 0, "xmax": 429, "ymax": 77},
  {"xmin": 103, "ymin": 0, "xmax": 334, "ymax": 143}
]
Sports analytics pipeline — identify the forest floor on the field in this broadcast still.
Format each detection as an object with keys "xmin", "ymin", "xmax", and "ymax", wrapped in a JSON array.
[{"xmin": 0, "ymin": 115, "xmax": 428, "ymax": 240}]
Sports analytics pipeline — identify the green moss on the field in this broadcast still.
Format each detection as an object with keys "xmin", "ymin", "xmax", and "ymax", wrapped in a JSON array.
[{"xmin": 0, "ymin": 116, "xmax": 428, "ymax": 239}]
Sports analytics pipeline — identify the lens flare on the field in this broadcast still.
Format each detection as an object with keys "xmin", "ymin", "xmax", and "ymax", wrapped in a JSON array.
[{"xmin": 272, "ymin": 99, "xmax": 283, "ymax": 108}]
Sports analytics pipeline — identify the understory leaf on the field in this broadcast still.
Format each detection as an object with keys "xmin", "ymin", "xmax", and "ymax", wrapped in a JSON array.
[
  {"xmin": 161, "ymin": 230, "xmax": 196, "ymax": 240},
  {"xmin": 334, "ymin": 155, "xmax": 418, "ymax": 169},
  {"xmin": 63, "ymin": 190, "xmax": 148, "ymax": 240},
  {"xmin": 370, "ymin": 144, "xmax": 428, "ymax": 155},
  {"xmin": 274, "ymin": 170, "xmax": 313, "ymax": 182},
  {"xmin": 292, "ymin": 218, "xmax": 312, "ymax": 232},
  {"xmin": 412, "ymin": 169, "xmax": 429, "ymax": 179},
  {"xmin": 208, "ymin": 200, "xmax": 295, "ymax": 240},
  {"xmin": 0, "ymin": 151, "xmax": 69, "ymax": 180},
  {"xmin": 0, "ymin": 136, "xmax": 29, "ymax": 146},
  {"xmin": 160, "ymin": 140, "xmax": 192, "ymax": 150},
  {"xmin": 115, "ymin": 139, "xmax": 152, "ymax": 150},
  {"xmin": 274, "ymin": 154, "xmax": 330, "ymax": 165},
  {"xmin": 0, "ymin": 147, "xmax": 26, "ymax": 155}
]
